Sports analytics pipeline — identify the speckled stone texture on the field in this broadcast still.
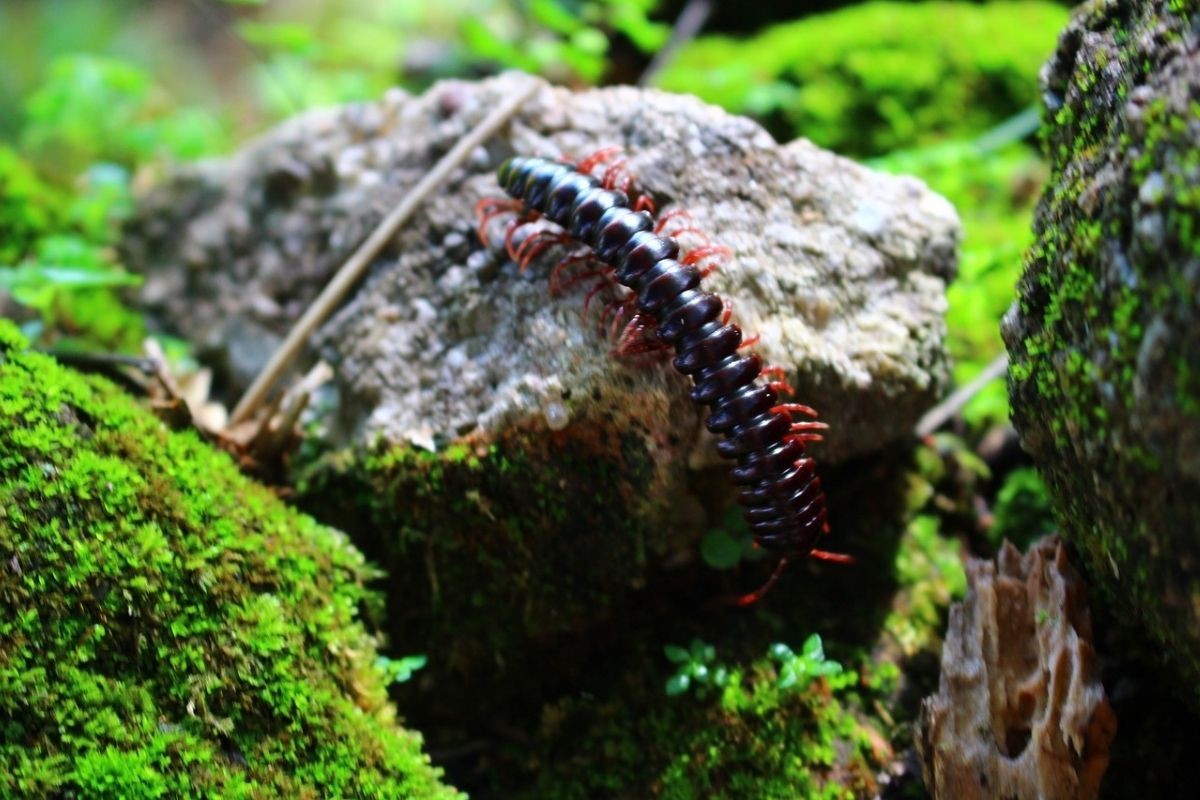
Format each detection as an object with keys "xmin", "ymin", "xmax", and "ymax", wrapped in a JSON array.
[
  {"xmin": 1001, "ymin": 0, "xmax": 1200, "ymax": 699},
  {"xmin": 918, "ymin": 538, "xmax": 1116, "ymax": 800}
]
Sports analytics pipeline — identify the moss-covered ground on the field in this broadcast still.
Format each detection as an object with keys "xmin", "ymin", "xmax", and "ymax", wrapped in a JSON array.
[{"xmin": 0, "ymin": 320, "xmax": 458, "ymax": 798}]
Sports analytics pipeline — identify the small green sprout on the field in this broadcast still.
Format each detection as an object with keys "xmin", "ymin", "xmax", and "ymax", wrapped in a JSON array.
[
  {"xmin": 768, "ymin": 634, "xmax": 843, "ymax": 691},
  {"xmin": 375, "ymin": 654, "xmax": 427, "ymax": 685},
  {"xmin": 664, "ymin": 639, "xmax": 729, "ymax": 697}
]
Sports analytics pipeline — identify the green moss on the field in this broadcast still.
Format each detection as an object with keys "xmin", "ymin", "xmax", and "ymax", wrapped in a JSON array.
[
  {"xmin": 657, "ymin": 1, "xmax": 1069, "ymax": 157},
  {"xmin": 989, "ymin": 467, "xmax": 1056, "ymax": 550},
  {"xmin": 884, "ymin": 514, "xmax": 966, "ymax": 657},
  {"xmin": 297, "ymin": 422, "xmax": 667, "ymax": 665},
  {"xmin": 0, "ymin": 321, "xmax": 458, "ymax": 798},
  {"xmin": 1005, "ymin": 0, "xmax": 1200, "ymax": 704},
  {"xmin": 515, "ymin": 643, "xmax": 880, "ymax": 800}
]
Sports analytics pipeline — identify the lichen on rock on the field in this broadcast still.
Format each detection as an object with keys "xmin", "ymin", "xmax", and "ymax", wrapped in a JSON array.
[
  {"xmin": 1001, "ymin": 0, "xmax": 1200, "ymax": 700},
  {"xmin": 918, "ymin": 537, "xmax": 1116, "ymax": 800},
  {"xmin": 0, "ymin": 320, "xmax": 457, "ymax": 798}
]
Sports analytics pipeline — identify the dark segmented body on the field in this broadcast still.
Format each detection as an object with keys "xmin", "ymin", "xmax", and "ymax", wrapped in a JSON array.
[{"xmin": 497, "ymin": 156, "xmax": 829, "ymax": 561}]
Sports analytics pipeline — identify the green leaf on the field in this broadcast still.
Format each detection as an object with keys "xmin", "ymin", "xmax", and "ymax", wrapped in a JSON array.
[
  {"xmin": 812, "ymin": 660, "xmax": 843, "ymax": 678},
  {"xmin": 0, "ymin": 264, "xmax": 141, "ymax": 291},
  {"xmin": 530, "ymin": 0, "xmax": 584, "ymax": 35},
  {"xmin": 663, "ymin": 644, "xmax": 689, "ymax": 664},
  {"xmin": 700, "ymin": 528, "xmax": 744, "ymax": 569},
  {"xmin": 768, "ymin": 642, "xmax": 793, "ymax": 661},
  {"xmin": 237, "ymin": 21, "xmax": 319, "ymax": 56},
  {"xmin": 376, "ymin": 653, "xmax": 427, "ymax": 685},
  {"xmin": 665, "ymin": 673, "xmax": 690, "ymax": 696},
  {"xmin": 801, "ymin": 633, "xmax": 824, "ymax": 661}
]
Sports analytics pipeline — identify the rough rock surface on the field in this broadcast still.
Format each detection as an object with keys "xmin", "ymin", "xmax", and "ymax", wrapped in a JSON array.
[
  {"xmin": 126, "ymin": 72, "xmax": 958, "ymax": 468},
  {"xmin": 918, "ymin": 537, "xmax": 1116, "ymax": 800},
  {"xmin": 1001, "ymin": 0, "xmax": 1200, "ymax": 698}
]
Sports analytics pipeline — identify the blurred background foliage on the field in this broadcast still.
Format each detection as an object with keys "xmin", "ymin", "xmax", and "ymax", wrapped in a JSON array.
[{"xmin": 0, "ymin": 0, "xmax": 1066, "ymax": 553}]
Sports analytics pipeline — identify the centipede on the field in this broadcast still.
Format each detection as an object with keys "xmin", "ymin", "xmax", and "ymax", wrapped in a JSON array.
[{"xmin": 476, "ymin": 149, "xmax": 848, "ymax": 605}]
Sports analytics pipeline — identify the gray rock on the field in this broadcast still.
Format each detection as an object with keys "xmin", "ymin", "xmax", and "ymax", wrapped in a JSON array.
[
  {"xmin": 124, "ymin": 72, "xmax": 959, "ymax": 468},
  {"xmin": 1001, "ymin": 0, "xmax": 1200, "ymax": 701}
]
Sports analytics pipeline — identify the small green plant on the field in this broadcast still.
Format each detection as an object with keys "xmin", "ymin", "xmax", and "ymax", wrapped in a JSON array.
[
  {"xmin": 1, "ymin": 50, "xmax": 228, "ymax": 351},
  {"xmin": 375, "ymin": 654, "xmax": 428, "ymax": 685},
  {"xmin": 989, "ymin": 466, "xmax": 1056, "ymax": 549},
  {"xmin": 767, "ymin": 634, "xmax": 843, "ymax": 691},
  {"xmin": 0, "ymin": 152, "xmax": 143, "ymax": 349},
  {"xmin": 462, "ymin": 0, "xmax": 668, "ymax": 83},
  {"xmin": 666, "ymin": 635, "xmax": 847, "ymax": 699},
  {"xmin": 698, "ymin": 506, "xmax": 760, "ymax": 569},
  {"xmin": 664, "ymin": 638, "xmax": 729, "ymax": 697},
  {"xmin": 21, "ymin": 54, "xmax": 228, "ymax": 179}
]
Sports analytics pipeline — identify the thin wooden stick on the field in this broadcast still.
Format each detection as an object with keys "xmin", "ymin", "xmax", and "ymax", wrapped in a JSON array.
[
  {"xmin": 638, "ymin": 0, "xmax": 713, "ymax": 87},
  {"xmin": 914, "ymin": 352, "xmax": 1009, "ymax": 438},
  {"xmin": 230, "ymin": 76, "xmax": 540, "ymax": 425}
]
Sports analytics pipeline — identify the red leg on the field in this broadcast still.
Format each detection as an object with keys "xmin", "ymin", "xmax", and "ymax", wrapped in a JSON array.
[
  {"xmin": 582, "ymin": 273, "xmax": 619, "ymax": 320},
  {"xmin": 504, "ymin": 213, "xmax": 539, "ymax": 262},
  {"xmin": 654, "ymin": 208, "xmax": 693, "ymax": 234},
  {"xmin": 681, "ymin": 244, "xmax": 732, "ymax": 278},
  {"xmin": 475, "ymin": 197, "xmax": 522, "ymax": 246},
  {"xmin": 655, "ymin": 210, "xmax": 712, "ymax": 246},
  {"xmin": 810, "ymin": 549, "xmax": 854, "ymax": 564},
  {"xmin": 760, "ymin": 365, "xmax": 795, "ymax": 397},
  {"xmin": 612, "ymin": 313, "xmax": 669, "ymax": 358},
  {"xmin": 729, "ymin": 557, "xmax": 791, "ymax": 607},
  {"xmin": 634, "ymin": 194, "xmax": 657, "ymax": 216},
  {"xmin": 516, "ymin": 231, "xmax": 575, "ymax": 271},
  {"xmin": 721, "ymin": 299, "xmax": 760, "ymax": 350},
  {"xmin": 601, "ymin": 159, "xmax": 635, "ymax": 195},
  {"xmin": 600, "ymin": 293, "xmax": 636, "ymax": 338},
  {"xmin": 785, "ymin": 428, "xmax": 827, "ymax": 444},
  {"xmin": 558, "ymin": 266, "xmax": 612, "ymax": 296},
  {"xmin": 549, "ymin": 251, "xmax": 601, "ymax": 295},
  {"xmin": 772, "ymin": 403, "xmax": 820, "ymax": 418},
  {"xmin": 576, "ymin": 146, "xmax": 624, "ymax": 175}
]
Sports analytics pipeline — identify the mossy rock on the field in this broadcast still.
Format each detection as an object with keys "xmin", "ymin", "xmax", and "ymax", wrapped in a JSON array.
[
  {"xmin": 657, "ymin": 0, "xmax": 1070, "ymax": 156},
  {"xmin": 295, "ymin": 420, "xmax": 687, "ymax": 726},
  {"xmin": 0, "ymin": 320, "xmax": 458, "ymax": 798},
  {"xmin": 385, "ymin": 444, "xmax": 964, "ymax": 798},
  {"xmin": 1002, "ymin": 0, "xmax": 1200, "ymax": 702}
]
